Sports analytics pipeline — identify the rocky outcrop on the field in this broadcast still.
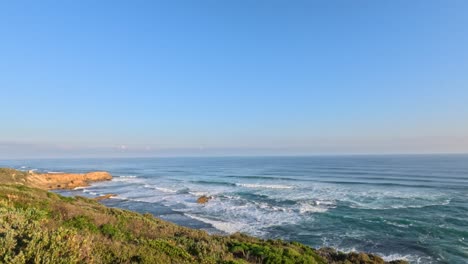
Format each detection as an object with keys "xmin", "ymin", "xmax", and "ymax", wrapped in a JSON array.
[
  {"xmin": 197, "ymin": 195, "xmax": 212, "ymax": 204},
  {"xmin": 317, "ymin": 247, "xmax": 408, "ymax": 264},
  {"xmin": 94, "ymin": 193, "xmax": 117, "ymax": 201},
  {"xmin": 26, "ymin": 171, "xmax": 112, "ymax": 190}
]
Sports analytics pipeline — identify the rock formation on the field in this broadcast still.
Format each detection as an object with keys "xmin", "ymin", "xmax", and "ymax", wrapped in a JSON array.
[
  {"xmin": 197, "ymin": 195, "xmax": 212, "ymax": 204},
  {"xmin": 94, "ymin": 193, "xmax": 117, "ymax": 201},
  {"xmin": 26, "ymin": 171, "xmax": 112, "ymax": 190}
]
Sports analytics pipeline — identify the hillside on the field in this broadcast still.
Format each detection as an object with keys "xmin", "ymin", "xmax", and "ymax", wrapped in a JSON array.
[
  {"xmin": 0, "ymin": 168, "xmax": 407, "ymax": 264},
  {"xmin": 0, "ymin": 168, "xmax": 29, "ymax": 185}
]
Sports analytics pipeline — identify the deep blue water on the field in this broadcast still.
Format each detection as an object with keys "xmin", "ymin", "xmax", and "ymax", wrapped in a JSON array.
[{"xmin": 1, "ymin": 155, "xmax": 467, "ymax": 263}]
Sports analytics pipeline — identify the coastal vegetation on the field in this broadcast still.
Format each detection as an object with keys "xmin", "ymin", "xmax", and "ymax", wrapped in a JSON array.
[{"xmin": 0, "ymin": 168, "xmax": 407, "ymax": 264}]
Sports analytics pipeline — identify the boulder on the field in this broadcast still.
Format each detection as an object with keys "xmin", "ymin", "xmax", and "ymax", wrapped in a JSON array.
[{"xmin": 197, "ymin": 195, "xmax": 212, "ymax": 204}]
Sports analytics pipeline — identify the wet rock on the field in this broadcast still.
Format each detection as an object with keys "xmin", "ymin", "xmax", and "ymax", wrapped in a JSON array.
[
  {"xmin": 94, "ymin": 194, "xmax": 117, "ymax": 201},
  {"xmin": 197, "ymin": 195, "xmax": 212, "ymax": 204},
  {"xmin": 317, "ymin": 247, "xmax": 408, "ymax": 264}
]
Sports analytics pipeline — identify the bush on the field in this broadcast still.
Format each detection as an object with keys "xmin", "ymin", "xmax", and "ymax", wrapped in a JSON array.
[
  {"xmin": 63, "ymin": 215, "xmax": 98, "ymax": 233},
  {"xmin": 100, "ymin": 223, "xmax": 119, "ymax": 238}
]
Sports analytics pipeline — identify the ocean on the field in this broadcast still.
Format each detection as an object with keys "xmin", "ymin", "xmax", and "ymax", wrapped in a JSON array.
[{"xmin": 1, "ymin": 155, "xmax": 467, "ymax": 263}]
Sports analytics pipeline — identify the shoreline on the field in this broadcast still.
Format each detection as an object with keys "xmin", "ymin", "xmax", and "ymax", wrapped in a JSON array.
[{"xmin": 0, "ymin": 167, "xmax": 408, "ymax": 263}]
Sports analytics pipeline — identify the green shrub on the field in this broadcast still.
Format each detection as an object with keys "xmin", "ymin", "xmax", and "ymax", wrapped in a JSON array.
[
  {"xmin": 63, "ymin": 215, "xmax": 98, "ymax": 233},
  {"xmin": 147, "ymin": 239, "xmax": 193, "ymax": 261},
  {"xmin": 100, "ymin": 223, "xmax": 120, "ymax": 238},
  {"xmin": 59, "ymin": 195, "xmax": 75, "ymax": 202}
]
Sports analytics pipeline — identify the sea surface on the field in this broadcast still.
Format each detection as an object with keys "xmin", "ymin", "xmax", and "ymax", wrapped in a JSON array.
[{"xmin": 1, "ymin": 155, "xmax": 467, "ymax": 263}]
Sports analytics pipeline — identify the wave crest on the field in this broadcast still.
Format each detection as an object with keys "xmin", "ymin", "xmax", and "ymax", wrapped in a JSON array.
[{"xmin": 236, "ymin": 183, "xmax": 293, "ymax": 189}]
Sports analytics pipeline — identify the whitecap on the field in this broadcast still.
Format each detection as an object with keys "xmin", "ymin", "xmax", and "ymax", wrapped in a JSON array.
[
  {"xmin": 335, "ymin": 247, "xmax": 429, "ymax": 264},
  {"xmin": 184, "ymin": 214, "xmax": 246, "ymax": 234},
  {"xmin": 379, "ymin": 253, "xmax": 433, "ymax": 264},
  {"xmin": 347, "ymin": 198, "xmax": 452, "ymax": 210},
  {"xmin": 189, "ymin": 191, "xmax": 209, "ymax": 196},
  {"xmin": 116, "ymin": 175, "xmax": 137, "ymax": 178},
  {"xmin": 144, "ymin": 184, "xmax": 177, "ymax": 193},
  {"xmin": 108, "ymin": 195, "xmax": 129, "ymax": 201},
  {"xmin": 336, "ymin": 247, "xmax": 357, "ymax": 253},
  {"xmin": 177, "ymin": 195, "xmax": 305, "ymax": 237},
  {"xmin": 380, "ymin": 254, "xmax": 411, "ymax": 261},
  {"xmin": 298, "ymin": 202, "xmax": 330, "ymax": 214},
  {"xmin": 383, "ymin": 220, "xmax": 411, "ymax": 228},
  {"xmin": 112, "ymin": 177, "xmax": 142, "ymax": 183},
  {"xmin": 236, "ymin": 183, "xmax": 293, "ymax": 189},
  {"xmin": 83, "ymin": 190, "xmax": 98, "ymax": 196}
]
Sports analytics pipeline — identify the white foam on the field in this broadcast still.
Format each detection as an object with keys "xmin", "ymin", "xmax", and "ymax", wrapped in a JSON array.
[
  {"xmin": 380, "ymin": 253, "xmax": 411, "ymax": 261},
  {"xmin": 185, "ymin": 214, "xmax": 246, "ymax": 234},
  {"xmin": 298, "ymin": 203, "xmax": 329, "ymax": 214},
  {"xmin": 144, "ymin": 184, "xmax": 177, "ymax": 193},
  {"xmin": 337, "ymin": 247, "xmax": 357, "ymax": 253},
  {"xmin": 379, "ymin": 253, "xmax": 432, "ymax": 264},
  {"xmin": 348, "ymin": 198, "xmax": 452, "ymax": 210},
  {"xmin": 83, "ymin": 190, "xmax": 98, "ymax": 196},
  {"xmin": 180, "ymin": 195, "xmax": 305, "ymax": 237},
  {"xmin": 47, "ymin": 171, "xmax": 64, "ymax": 174},
  {"xmin": 112, "ymin": 177, "xmax": 142, "ymax": 183},
  {"xmin": 236, "ymin": 183, "xmax": 293, "ymax": 189},
  {"xmin": 383, "ymin": 220, "xmax": 411, "ymax": 228},
  {"xmin": 108, "ymin": 195, "xmax": 128, "ymax": 200},
  {"xmin": 336, "ymin": 248, "xmax": 427, "ymax": 264},
  {"xmin": 189, "ymin": 191, "xmax": 209, "ymax": 196},
  {"xmin": 117, "ymin": 175, "xmax": 137, "ymax": 178}
]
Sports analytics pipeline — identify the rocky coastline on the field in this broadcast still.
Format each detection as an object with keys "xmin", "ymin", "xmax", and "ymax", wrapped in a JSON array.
[
  {"xmin": 26, "ymin": 170, "xmax": 112, "ymax": 190},
  {"xmin": 0, "ymin": 167, "xmax": 408, "ymax": 264}
]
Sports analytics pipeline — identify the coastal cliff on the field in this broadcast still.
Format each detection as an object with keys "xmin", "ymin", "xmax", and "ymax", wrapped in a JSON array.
[
  {"xmin": 26, "ymin": 171, "xmax": 112, "ymax": 190},
  {"xmin": 0, "ymin": 168, "xmax": 407, "ymax": 264},
  {"xmin": 0, "ymin": 168, "xmax": 112, "ymax": 190}
]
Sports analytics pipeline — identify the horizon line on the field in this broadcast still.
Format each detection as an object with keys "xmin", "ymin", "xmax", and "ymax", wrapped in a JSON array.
[{"xmin": 1, "ymin": 152, "xmax": 467, "ymax": 161}]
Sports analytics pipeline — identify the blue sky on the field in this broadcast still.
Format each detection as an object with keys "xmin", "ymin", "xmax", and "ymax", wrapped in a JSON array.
[{"xmin": 1, "ymin": 1, "xmax": 468, "ymax": 158}]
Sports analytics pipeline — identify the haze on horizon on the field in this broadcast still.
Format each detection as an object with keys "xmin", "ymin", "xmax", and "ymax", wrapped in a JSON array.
[{"xmin": 1, "ymin": 1, "xmax": 468, "ymax": 159}]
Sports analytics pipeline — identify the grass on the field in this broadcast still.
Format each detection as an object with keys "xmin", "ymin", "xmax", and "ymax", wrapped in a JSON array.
[
  {"xmin": 0, "ymin": 168, "xmax": 29, "ymax": 185},
  {"xmin": 0, "ymin": 168, "xmax": 408, "ymax": 264}
]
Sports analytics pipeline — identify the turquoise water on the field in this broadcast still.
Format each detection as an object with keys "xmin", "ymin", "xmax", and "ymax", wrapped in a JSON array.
[{"xmin": 2, "ymin": 155, "xmax": 467, "ymax": 263}]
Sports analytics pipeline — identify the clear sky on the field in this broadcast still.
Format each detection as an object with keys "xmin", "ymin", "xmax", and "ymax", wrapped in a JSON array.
[{"xmin": 1, "ymin": 1, "xmax": 468, "ymax": 158}]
